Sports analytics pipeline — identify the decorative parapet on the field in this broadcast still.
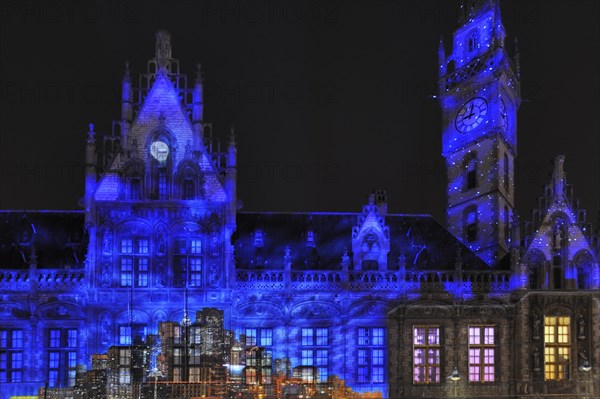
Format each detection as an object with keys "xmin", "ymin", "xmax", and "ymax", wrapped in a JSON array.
[
  {"xmin": 234, "ymin": 268, "xmax": 512, "ymax": 294},
  {"xmin": 0, "ymin": 270, "xmax": 86, "ymax": 291}
]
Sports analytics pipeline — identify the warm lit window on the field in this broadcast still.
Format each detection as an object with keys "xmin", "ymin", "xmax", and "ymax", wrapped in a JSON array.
[
  {"xmin": 544, "ymin": 316, "xmax": 570, "ymax": 381},
  {"xmin": 173, "ymin": 238, "xmax": 202, "ymax": 287},
  {"xmin": 413, "ymin": 326, "xmax": 441, "ymax": 384},
  {"xmin": 468, "ymin": 326, "xmax": 495, "ymax": 382},
  {"xmin": 357, "ymin": 327, "xmax": 386, "ymax": 383}
]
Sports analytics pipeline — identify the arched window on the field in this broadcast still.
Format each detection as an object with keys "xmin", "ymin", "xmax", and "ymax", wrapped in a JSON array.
[
  {"xmin": 573, "ymin": 250, "xmax": 593, "ymax": 290},
  {"xmin": 361, "ymin": 233, "xmax": 380, "ymax": 270},
  {"xmin": 463, "ymin": 153, "xmax": 478, "ymax": 191},
  {"xmin": 123, "ymin": 159, "xmax": 145, "ymax": 200},
  {"xmin": 464, "ymin": 206, "xmax": 478, "ymax": 243},
  {"xmin": 526, "ymin": 250, "xmax": 545, "ymax": 290},
  {"xmin": 503, "ymin": 153, "xmax": 510, "ymax": 192},
  {"xmin": 149, "ymin": 133, "xmax": 174, "ymax": 200},
  {"xmin": 176, "ymin": 161, "xmax": 202, "ymax": 200}
]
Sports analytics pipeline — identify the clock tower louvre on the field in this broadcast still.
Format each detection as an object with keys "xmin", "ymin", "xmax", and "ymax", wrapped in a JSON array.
[{"xmin": 438, "ymin": 0, "xmax": 521, "ymax": 266}]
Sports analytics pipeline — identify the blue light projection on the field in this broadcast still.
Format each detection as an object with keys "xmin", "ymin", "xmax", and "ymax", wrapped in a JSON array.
[{"xmin": 2, "ymin": 5, "xmax": 599, "ymax": 399}]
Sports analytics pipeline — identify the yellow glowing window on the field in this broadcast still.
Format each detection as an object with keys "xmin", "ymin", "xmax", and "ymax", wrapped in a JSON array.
[{"xmin": 544, "ymin": 316, "xmax": 570, "ymax": 381}]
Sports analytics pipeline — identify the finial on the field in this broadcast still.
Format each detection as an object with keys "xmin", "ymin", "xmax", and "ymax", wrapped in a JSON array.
[
  {"xmin": 196, "ymin": 63, "xmax": 202, "ymax": 82},
  {"xmin": 124, "ymin": 61, "xmax": 131, "ymax": 80},
  {"xmin": 552, "ymin": 155, "xmax": 566, "ymax": 201},
  {"xmin": 514, "ymin": 38, "xmax": 521, "ymax": 79},
  {"xmin": 88, "ymin": 123, "xmax": 95, "ymax": 140},
  {"xmin": 229, "ymin": 126, "xmax": 236, "ymax": 146}
]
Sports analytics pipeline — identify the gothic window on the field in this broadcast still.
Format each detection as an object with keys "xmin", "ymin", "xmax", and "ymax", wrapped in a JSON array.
[
  {"xmin": 173, "ymin": 237, "xmax": 202, "ymax": 287},
  {"xmin": 468, "ymin": 326, "xmax": 495, "ymax": 382},
  {"xmin": 119, "ymin": 238, "xmax": 149, "ymax": 287},
  {"xmin": 123, "ymin": 159, "xmax": 145, "ymax": 200},
  {"xmin": 544, "ymin": 316, "xmax": 570, "ymax": 381},
  {"xmin": 526, "ymin": 250, "xmax": 545, "ymax": 290},
  {"xmin": 46, "ymin": 328, "xmax": 77, "ymax": 387},
  {"xmin": 149, "ymin": 135, "xmax": 173, "ymax": 200},
  {"xmin": 357, "ymin": 327, "xmax": 386, "ymax": 383},
  {"xmin": 361, "ymin": 233, "xmax": 380, "ymax": 270},
  {"xmin": 464, "ymin": 206, "xmax": 478, "ymax": 243},
  {"xmin": 463, "ymin": 153, "xmax": 478, "ymax": 191},
  {"xmin": 503, "ymin": 153, "xmax": 510, "ymax": 192},
  {"xmin": 177, "ymin": 162, "xmax": 201, "ymax": 200},
  {"xmin": 0, "ymin": 329, "xmax": 23, "ymax": 383},
  {"xmin": 413, "ymin": 326, "xmax": 441, "ymax": 384},
  {"xmin": 301, "ymin": 328, "xmax": 329, "ymax": 383},
  {"xmin": 573, "ymin": 251, "xmax": 593, "ymax": 289}
]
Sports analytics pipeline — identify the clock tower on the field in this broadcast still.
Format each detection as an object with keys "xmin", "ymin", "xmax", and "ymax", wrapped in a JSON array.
[{"xmin": 438, "ymin": 0, "xmax": 521, "ymax": 266}]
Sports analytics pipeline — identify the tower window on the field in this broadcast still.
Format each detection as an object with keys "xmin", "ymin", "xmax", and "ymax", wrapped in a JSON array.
[
  {"xmin": 466, "ymin": 157, "xmax": 477, "ymax": 190},
  {"xmin": 465, "ymin": 208, "xmax": 478, "ymax": 243},
  {"xmin": 544, "ymin": 316, "xmax": 570, "ymax": 381}
]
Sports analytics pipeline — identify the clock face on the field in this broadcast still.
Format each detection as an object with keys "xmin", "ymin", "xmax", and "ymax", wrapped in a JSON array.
[
  {"xmin": 150, "ymin": 141, "xmax": 169, "ymax": 162},
  {"xmin": 500, "ymin": 98, "xmax": 508, "ymax": 131},
  {"xmin": 455, "ymin": 97, "xmax": 488, "ymax": 133}
]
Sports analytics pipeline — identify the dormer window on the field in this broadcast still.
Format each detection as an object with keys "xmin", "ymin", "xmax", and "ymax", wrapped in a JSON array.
[{"xmin": 467, "ymin": 30, "xmax": 479, "ymax": 53}]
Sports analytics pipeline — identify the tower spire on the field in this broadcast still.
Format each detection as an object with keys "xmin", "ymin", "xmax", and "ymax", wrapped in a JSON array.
[{"xmin": 551, "ymin": 155, "xmax": 567, "ymax": 203}]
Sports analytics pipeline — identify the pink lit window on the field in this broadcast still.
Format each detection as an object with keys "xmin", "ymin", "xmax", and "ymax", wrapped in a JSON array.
[
  {"xmin": 468, "ymin": 326, "xmax": 495, "ymax": 382},
  {"xmin": 413, "ymin": 326, "xmax": 440, "ymax": 384}
]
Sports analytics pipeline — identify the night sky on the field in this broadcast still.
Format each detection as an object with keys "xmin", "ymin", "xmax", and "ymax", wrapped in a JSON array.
[{"xmin": 1, "ymin": 0, "xmax": 598, "ymax": 228}]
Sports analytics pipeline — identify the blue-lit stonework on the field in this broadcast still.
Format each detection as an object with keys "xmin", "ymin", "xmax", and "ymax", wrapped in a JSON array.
[{"xmin": 1, "ymin": 2, "xmax": 599, "ymax": 399}]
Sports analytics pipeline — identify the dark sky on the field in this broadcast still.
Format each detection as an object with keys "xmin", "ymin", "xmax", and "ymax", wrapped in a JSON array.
[{"xmin": 1, "ymin": 0, "xmax": 599, "ymax": 228}]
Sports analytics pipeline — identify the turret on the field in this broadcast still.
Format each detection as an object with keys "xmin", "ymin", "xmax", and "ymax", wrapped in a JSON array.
[
  {"xmin": 121, "ymin": 62, "xmax": 133, "ymax": 149},
  {"xmin": 84, "ymin": 123, "xmax": 97, "ymax": 226},
  {"xmin": 438, "ymin": 37, "xmax": 446, "ymax": 77},
  {"xmin": 192, "ymin": 64, "xmax": 204, "ymax": 149},
  {"xmin": 226, "ymin": 126, "xmax": 238, "ymax": 225}
]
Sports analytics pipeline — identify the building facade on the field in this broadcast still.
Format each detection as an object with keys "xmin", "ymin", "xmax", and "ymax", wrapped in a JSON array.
[{"xmin": 1, "ymin": 1, "xmax": 599, "ymax": 398}]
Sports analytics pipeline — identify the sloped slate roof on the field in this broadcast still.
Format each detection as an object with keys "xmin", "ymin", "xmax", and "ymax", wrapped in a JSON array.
[
  {"xmin": 0, "ymin": 210, "xmax": 493, "ymax": 272},
  {"xmin": 0, "ymin": 211, "xmax": 86, "ymax": 269},
  {"xmin": 234, "ymin": 212, "xmax": 492, "ymax": 271}
]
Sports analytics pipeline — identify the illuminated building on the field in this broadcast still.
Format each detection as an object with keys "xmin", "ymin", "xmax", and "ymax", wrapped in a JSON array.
[{"xmin": 0, "ymin": 1, "xmax": 598, "ymax": 399}]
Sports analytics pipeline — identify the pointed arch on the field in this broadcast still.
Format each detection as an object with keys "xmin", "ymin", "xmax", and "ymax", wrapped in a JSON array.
[
  {"xmin": 147, "ymin": 129, "xmax": 176, "ymax": 200},
  {"xmin": 175, "ymin": 160, "xmax": 203, "ymax": 200},
  {"xmin": 122, "ymin": 158, "xmax": 146, "ymax": 200}
]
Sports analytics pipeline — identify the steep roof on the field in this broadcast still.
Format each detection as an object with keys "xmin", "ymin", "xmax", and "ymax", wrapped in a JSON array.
[
  {"xmin": 234, "ymin": 212, "xmax": 492, "ymax": 271},
  {"xmin": 0, "ymin": 211, "xmax": 86, "ymax": 269}
]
